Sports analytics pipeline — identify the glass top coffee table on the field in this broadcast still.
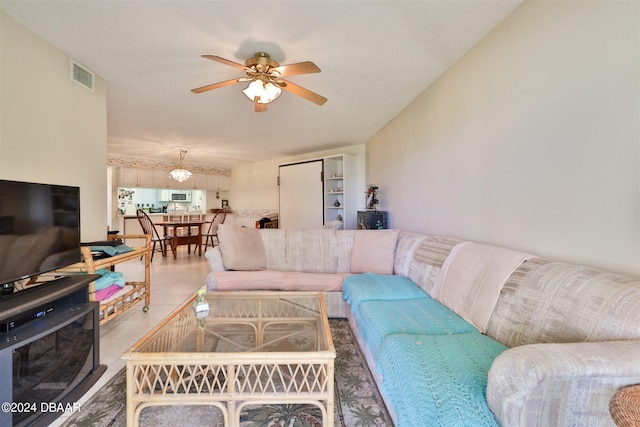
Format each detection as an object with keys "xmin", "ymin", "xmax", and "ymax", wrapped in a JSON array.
[{"xmin": 122, "ymin": 291, "xmax": 335, "ymax": 427}]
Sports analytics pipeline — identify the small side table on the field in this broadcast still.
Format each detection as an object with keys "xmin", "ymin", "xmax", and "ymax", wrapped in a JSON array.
[{"xmin": 357, "ymin": 210, "xmax": 388, "ymax": 230}]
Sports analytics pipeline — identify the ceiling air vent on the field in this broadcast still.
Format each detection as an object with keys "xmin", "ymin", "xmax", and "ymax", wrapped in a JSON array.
[{"xmin": 70, "ymin": 60, "xmax": 94, "ymax": 91}]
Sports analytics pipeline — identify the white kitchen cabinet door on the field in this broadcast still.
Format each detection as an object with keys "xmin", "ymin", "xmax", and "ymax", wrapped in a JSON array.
[
  {"xmin": 137, "ymin": 169, "xmax": 154, "ymax": 187},
  {"xmin": 119, "ymin": 168, "xmax": 138, "ymax": 187}
]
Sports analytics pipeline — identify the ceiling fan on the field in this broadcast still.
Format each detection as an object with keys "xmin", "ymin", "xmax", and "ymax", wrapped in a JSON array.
[{"xmin": 191, "ymin": 52, "xmax": 327, "ymax": 112}]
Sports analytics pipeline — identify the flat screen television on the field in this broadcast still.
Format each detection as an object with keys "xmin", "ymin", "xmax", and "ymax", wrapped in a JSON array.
[{"xmin": 0, "ymin": 180, "xmax": 81, "ymax": 297}]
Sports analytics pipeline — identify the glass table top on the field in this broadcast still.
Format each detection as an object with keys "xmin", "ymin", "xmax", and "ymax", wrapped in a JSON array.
[{"xmin": 131, "ymin": 292, "xmax": 331, "ymax": 355}]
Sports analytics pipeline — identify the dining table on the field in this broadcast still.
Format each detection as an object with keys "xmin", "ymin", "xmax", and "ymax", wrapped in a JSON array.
[{"xmin": 155, "ymin": 220, "xmax": 206, "ymax": 259}]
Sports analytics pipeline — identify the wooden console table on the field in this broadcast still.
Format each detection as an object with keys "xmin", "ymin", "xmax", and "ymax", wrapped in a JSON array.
[{"xmin": 59, "ymin": 234, "xmax": 151, "ymax": 324}]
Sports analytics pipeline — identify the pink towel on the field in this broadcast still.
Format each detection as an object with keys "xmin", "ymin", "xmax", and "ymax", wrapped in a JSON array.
[{"xmin": 95, "ymin": 284, "xmax": 122, "ymax": 301}]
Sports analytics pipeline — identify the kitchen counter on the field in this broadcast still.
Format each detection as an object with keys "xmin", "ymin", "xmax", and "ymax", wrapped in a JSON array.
[
  {"xmin": 122, "ymin": 212, "xmax": 205, "ymax": 219},
  {"xmin": 121, "ymin": 212, "xmax": 208, "ymax": 245}
]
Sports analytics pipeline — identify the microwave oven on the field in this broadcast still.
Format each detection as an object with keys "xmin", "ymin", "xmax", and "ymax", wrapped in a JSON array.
[{"xmin": 170, "ymin": 191, "xmax": 191, "ymax": 202}]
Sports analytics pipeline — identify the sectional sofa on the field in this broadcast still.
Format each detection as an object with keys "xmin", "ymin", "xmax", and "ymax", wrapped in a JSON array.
[{"xmin": 204, "ymin": 224, "xmax": 640, "ymax": 426}]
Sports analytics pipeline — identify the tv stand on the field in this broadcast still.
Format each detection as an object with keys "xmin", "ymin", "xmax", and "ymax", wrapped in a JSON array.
[
  {"xmin": 0, "ymin": 274, "xmax": 105, "ymax": 427},
  {"xmin": 27, "ymin": 274, "xmax": 71, "ymax": 287}
]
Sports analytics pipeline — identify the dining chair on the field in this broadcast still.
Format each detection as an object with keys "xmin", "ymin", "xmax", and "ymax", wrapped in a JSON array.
[
  {"xmin": 163, "ymin": 213, "xmax": 186, "ymax": 239},
  {"xmin": 136, "ymin": 209, "xmax": 174, "ymax": 261},
  {"xmin": 203, "ymin": 211, "xmax": 226, "ymax": 251},
  {"xmin": 167, "ymin": 214, "xmax": 183, "ymax": 221},
  {"xmin": 187, "ymin": 213, "xmax": 204, "ymax": 253}
]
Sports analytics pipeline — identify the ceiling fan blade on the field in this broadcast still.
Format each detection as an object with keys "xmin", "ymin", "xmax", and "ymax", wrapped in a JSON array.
[
  {"xmin": 278, "ymin": 80, "xmax": 327, "ymax": 105},
  {"xmin": 191, "ymin": 78, "xmax": 241, "ymax": 94},
  {"xmin": 202, "ymin": 55, "xmax": 249, "ymax": 71},
  {"xmin": 272, "ymin": 61, "xmax": 321, "ymax": 77}
]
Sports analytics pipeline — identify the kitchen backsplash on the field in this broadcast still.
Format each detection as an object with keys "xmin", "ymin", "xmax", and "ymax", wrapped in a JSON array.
[{"xmin": 118, "ymin": 187, "xmax": 206, "ymax": 215}]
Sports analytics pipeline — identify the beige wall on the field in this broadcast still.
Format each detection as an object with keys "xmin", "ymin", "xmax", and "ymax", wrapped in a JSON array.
[
  {"xmin": 367, "ymin": 1, "xmax": 639, "ymax": 276},
  {"xmin": 0, "ymin": 11, "xmax": 108, "ymax": 242},
  {"xmin": 230, "ymin": 144, "xmax": 366, "ymax": 212}
]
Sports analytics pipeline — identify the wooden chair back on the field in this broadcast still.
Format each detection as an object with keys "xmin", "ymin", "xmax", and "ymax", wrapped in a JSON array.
[
  {"xmin": 203, "ymin": 211, "xmax": 227, "ymax": 250},
  {"xmin": 206, "ymin": 211, "xmax": 226, "ymax": 235},
  {"xmin": 137, "ymin": 209, "xmax": 168, "ymax": 240}
]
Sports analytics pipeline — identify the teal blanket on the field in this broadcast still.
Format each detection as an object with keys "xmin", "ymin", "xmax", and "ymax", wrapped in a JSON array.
[
  {"xmin": 354, "ymin": 298, "xmax": 475, "ymax": 361},
  {"xmin": 342, "ymin": 273, "xmax": 430, "ymax": 312},
  {"xmin": 379, "ymin": 333, "xmax": 507, "ymax": 427}
]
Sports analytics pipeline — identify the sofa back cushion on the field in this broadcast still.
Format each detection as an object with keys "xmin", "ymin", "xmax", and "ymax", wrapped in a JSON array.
[
  {"xmin": 350, "ymin": 230, "xmax": 399, "ymax": 275},
  {"xmin": 393, "ymin": 231, "xmax": 429, "ymax": 277},
  {"xmin": 486, "ymin": 258, "xmax": 640, "ymax": 347},
  {"xmin": 407, "ymin": 235, "xmax": 464, "ymax": 295},
  {"xmin": 258, "ymin": 229, "xmax": 287, "ymax": 270},
  {"xmin": 285, "ymin": 229, "xmax": 338, "ymax": 273},
  {"xmin": 432, "ymin": 242, "xmax": 533, "ymax": 333},
  {"xmin": 336, "ymin": 230, "xmax": 355, "ymax": 273},
  {"xmin": 217, "ymin": 224, "xmax": 267, "ymax": 271}
]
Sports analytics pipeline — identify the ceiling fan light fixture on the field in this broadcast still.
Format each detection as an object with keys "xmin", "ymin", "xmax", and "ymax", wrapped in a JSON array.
[
  {"xmin": 242, "ymin": 80, "xmax": 281, "ymax": 104},
  {"xmin": 168, "ymin": 149, "xmax": 193, "ymax": 182}
]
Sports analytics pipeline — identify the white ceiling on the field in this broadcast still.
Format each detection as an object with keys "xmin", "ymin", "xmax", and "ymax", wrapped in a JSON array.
[{"xmin": 0, "ymin": 1, "xmax": 522, "ymax": 169}]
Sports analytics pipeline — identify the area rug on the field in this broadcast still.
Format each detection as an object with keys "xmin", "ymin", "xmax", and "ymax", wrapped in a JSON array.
[{"xmin": 62, "ymin": 319, "xmax": 392, "ymax": 426}]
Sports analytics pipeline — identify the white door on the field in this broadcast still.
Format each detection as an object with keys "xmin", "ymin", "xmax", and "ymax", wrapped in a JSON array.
[{"xmin": 279, "ymin": 160, "xmax": 324, "ymax": 230}]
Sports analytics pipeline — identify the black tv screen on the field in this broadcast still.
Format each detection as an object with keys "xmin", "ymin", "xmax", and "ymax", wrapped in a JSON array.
[{"xmin": 0, "ymin": 180, "xmax": 81, "ymax": 294}]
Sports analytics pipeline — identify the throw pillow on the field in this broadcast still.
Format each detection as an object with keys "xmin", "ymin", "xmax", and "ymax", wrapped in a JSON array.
[
  {"xmin": 350, "ymin": 229, "xmax": 399, "ymax": 275},
  {"xmin": 217, "ymin": 224, "xmax": 267, "ymax": 271}
]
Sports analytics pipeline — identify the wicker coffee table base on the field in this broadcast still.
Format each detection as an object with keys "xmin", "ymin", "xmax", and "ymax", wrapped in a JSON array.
[
  {"xmin": 123, "ymin": 292, "xmax": 335, "ymax": 427},
  {"xmin": 126, "ymin": 357, "xmax": 335, "ymax": 427}
]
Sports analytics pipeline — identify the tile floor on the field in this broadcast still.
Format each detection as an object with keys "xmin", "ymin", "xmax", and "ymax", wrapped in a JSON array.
[{"xmin": 53, "ymin": 246, "xmax": 212, "ymax": 426}]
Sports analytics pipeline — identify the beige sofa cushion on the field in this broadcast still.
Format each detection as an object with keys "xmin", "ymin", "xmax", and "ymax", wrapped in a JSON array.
[
  {"xmin": 285, "ymin": 229, "xmax": 338, "ymax": 273},
  {"xmin": 258, "ymin": 229, "xmax": 287, "ymax": 270},
  {"xmin": 432, "ymin": 242, "xmax": 533, "ymax": 332},
  {"xmin": 407, "ymin": 235, "xmax": 464, "ymax": 295},
  {"xmin": 393, "ymin": 230, "xmax": 429, "ymax": 277},
  {"xmin": 486, "ymin": 258, "xmax": 640, "ymax": 347},
  {"xmin": 217, "ymin": 224, "xmax": 266, "ymax": 271},
  {"xmin": 336, "ymin": 230, "xmax": 355, "ymax": 273},
  {"xmin": 350, "ymin": 230, "xmax": 399, "ymax": 275}
]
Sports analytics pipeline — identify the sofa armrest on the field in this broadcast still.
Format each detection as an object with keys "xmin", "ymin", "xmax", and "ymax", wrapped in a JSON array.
[
  {"xmin": 204, "ymin": 247, "xmax": 225, "ymax": 271},
  {"xmin": 487, "ymin": 340, "xmax": 640, "ymax": 427}
]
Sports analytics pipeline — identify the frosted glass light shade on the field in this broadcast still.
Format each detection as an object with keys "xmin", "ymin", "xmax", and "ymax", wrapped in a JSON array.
[{"xmin": 242, "ymin": 80, "xmax": 282, "ymax": 104}]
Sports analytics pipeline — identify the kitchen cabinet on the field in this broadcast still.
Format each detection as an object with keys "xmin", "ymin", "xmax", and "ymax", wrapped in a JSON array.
[
  {"xmin": 118, "ymin": 167, "xmax": 229, "ymax": 191},
  {"xmin": 206, "ymin": 174, "xmax": 230, "ymax": 191},
  {"xmin": 119, "ymin": 167, "xmax": 155, "ymax": 187},
  {"xmin": 153, "ymin": 170, "xmax": 171, "ymax": 188},
  {"xmin": 137, "ymin": 169, "xmax": 154, "ymax": 187},
  {"xmin": 215, "ymin": 175, "xmax": 230, "ymax": 191},
  {"xmin": 185, "ymin": 174, "xmax": 207, "ymax": 190},
  {"xmin": 119, "ymin": 168, "xmax": 138, "ymax": 187}
]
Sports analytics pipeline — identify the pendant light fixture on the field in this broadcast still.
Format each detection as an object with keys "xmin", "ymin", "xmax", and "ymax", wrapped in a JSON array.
[{"xmin": 167, "ymin": 149, "xmax": 193, "ymax": 183}]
